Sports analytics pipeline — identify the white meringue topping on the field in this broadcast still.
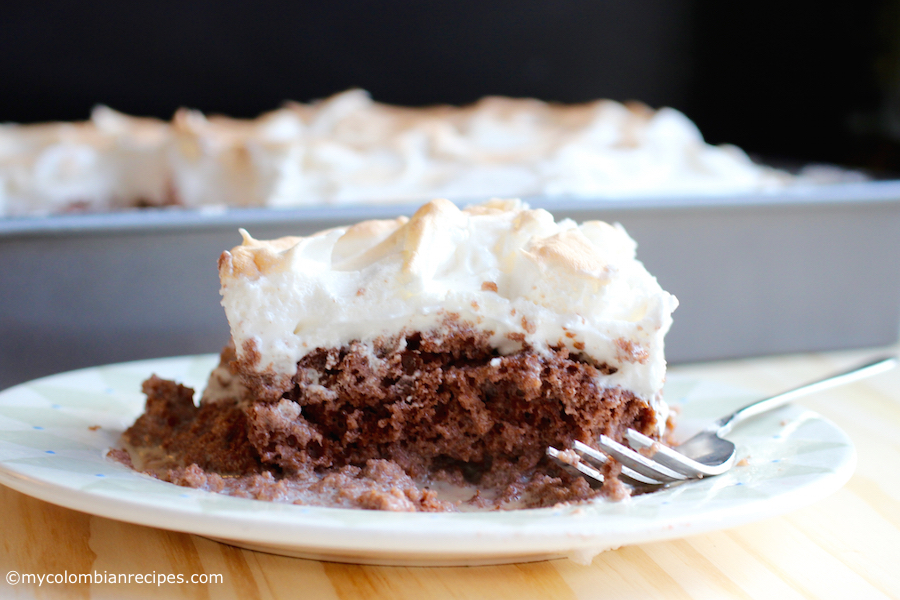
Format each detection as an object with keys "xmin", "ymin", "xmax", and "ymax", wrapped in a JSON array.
[{"xmin": 1, "ymin": 90, "xmax": 793, "ymax": 216}]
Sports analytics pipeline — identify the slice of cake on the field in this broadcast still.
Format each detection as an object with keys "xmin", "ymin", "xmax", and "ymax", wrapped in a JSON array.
[{"xmin": 118, "ymin": 198, "xmax": 678, "ymax": 510}]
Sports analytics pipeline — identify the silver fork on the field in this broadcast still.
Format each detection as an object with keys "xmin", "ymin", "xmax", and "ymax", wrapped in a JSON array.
[{"xmin": 548, "ymin": 355, "xmax": 897, "ymax": 487}]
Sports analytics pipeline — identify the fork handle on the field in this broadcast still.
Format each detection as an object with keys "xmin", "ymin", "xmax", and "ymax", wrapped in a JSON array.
[{"xmin": 715, "ymin": 355, "xmax": 898, "ymax": 436}]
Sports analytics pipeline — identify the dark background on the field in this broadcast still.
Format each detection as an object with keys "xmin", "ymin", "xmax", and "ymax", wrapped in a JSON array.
[{"xmin": 1, "ymin": 0, "xmax": 898, "ymax": 172}]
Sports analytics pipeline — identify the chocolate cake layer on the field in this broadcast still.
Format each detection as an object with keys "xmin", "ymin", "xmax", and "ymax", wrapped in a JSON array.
[
  {"xmin": 248, "ymin": 321, "xmax": 659, "ymax": 485},
  {"xmin": 120, "ymin": 320, "xmax": 661, "ymax": 510}
]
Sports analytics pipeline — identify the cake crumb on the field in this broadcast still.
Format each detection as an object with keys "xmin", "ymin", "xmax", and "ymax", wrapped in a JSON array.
[
  {"xmin": 555, "ymin": 449, "xmax": 581, "ymax": 466},
  {"xmin": 521, "ymin": 317, "xmax": 537, "ymax": 334},
  {"xmin": 615, "ymin": 338, "xmax": 649, "ymax": 364}
]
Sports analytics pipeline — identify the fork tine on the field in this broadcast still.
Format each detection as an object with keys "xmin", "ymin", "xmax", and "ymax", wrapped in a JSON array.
[
  {"xmin": 547, "ymin": 446, "xmax": 604, "ymax": 484},
  {"xmin": 547, "ymin": 444, "xmax": 663, "ymax": 489},
  {"xmin": 572, "ymin": 441, "xmax": 663, "ymax": 487},
  {"xmin": 596, "ymin": 435, "xmax": 688, "ymax": 484},
  {"xmin": 625, "ymin": 429, "xmax": 735, "ymax": 478}
]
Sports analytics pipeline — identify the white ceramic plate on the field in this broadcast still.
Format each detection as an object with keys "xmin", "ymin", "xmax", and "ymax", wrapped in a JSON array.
[{"xmin": 0, "ymin": 355, "xmax": 855, "ymax": 566}]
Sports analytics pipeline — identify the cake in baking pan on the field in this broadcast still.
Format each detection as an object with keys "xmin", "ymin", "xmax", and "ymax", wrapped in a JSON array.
[{"xmin": 1, "ymin": 90, "xmax": 790, "ymax": 216}]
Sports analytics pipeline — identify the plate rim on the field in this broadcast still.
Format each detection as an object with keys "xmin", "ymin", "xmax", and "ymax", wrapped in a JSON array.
[{"xmin": 0, "ymin": 354, "xmax": 857, "ymax": 565}]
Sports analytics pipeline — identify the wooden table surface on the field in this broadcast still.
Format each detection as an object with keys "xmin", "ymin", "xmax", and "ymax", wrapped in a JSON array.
[{"xmin": 2, "ymin": 345, "xmax": 899, "ymax": 600}]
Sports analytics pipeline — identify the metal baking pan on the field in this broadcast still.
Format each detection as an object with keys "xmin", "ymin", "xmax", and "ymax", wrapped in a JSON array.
[{"xmin": 2, "ymin": 181, "xmax": 899, "ymax": 390}]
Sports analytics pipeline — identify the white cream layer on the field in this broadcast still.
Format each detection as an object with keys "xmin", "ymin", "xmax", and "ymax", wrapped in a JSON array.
[
  {"xmin": 219, "ymin": 198, "xmax": 678, "ymax": 426},
  {"xmin": 1, "ymin": 90, "xmax": 794, "ymax": 216}
]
